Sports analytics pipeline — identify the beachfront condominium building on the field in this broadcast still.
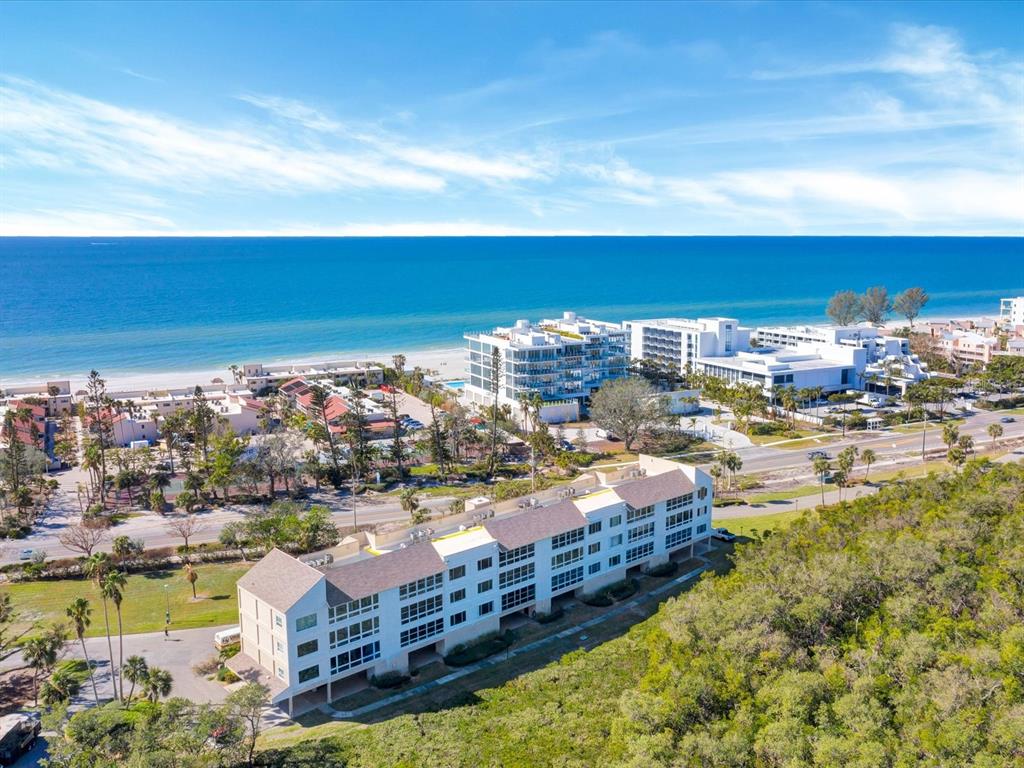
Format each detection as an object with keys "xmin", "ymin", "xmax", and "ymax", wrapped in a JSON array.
[
  {"xmin": 228, "ymin": 455, "xmax": 712, "ymax": 712},
  {"xmin": 623, "ymin": 317, "xmax": 750, "ymax": 373},
  {"xmin": 697, "ymin": 323, "xmax": 930, "ymax": 397},
  {"xmin": 241, "ymin": 360, "xmax": 384, "ymax": 394},
  {"xmin": 0, "ymin": 381, "xmax": 73, "ymax": 418},
  {"xmin": 1000, "ymin": 297, "xmax": 1024, "ymax": 332},
  {"xmin": 463, "ymin": 312, "xmax": 629, "ymax": 423}
]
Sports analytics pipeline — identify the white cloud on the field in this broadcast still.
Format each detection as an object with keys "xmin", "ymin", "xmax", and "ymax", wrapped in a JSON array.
[{"xmin": 236, "ymin": 93, "xmax": 343, "ymax": 132}]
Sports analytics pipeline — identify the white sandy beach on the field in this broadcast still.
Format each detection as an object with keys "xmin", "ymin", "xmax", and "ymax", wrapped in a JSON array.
[
  {"xmin": 3, "ymin": 309, "xmax": 1002, "ymax": 393},
  {"xmin": 4, "ymin": 347, "xmax": 466, "ymax": 393}
]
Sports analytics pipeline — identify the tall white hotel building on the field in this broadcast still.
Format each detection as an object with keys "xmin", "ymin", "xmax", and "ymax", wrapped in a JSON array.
[{"xmin": 228, "ymin": 455, "xmax": 712, "ymax": 712}]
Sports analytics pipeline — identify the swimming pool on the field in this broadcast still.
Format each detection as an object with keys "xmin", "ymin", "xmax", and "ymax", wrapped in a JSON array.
[{"xmin": 443, "ymin": 380, "xmax": 466, "ymax": 389}]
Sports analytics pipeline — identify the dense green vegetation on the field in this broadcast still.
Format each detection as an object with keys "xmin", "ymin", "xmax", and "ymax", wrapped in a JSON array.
[{"xmin": 44, "ymin": 461, "xmax": 1024, "ymax": 767}]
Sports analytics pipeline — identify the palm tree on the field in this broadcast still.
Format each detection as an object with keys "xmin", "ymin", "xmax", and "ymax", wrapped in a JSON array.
[
  {"xmin": 101, "ymin": 570, "xmax": 127, "ymax": 700},
  {"xmin": 65, "ymin": 597, "xmax": 100, "ymax": 704},
  {"xmin": 23, "ymin": 636, "xmax": 53, "ymax": 706},
  {"xmin": 941, "ymin": 423, "xmax": 960, "ymax": 451},
  {"xmin": 988, "ymin": 422, "xmax": 1004, "ymax": 448},
  {"xmin": 184, "ymin": 561, "xmax": 199, "ymax": 599},
  {"xmin": 399, "ymin": 488, "xmax": 420, "ymax": 515},
  {"xmin": 860, "ymin": 448, "xmax": 876, "ymax": 483},
  {"xmin": 84, "ymin": 553, "xmax": 117, "ymax": 701},
  {"xmin": 144, "ymin": 666, "xmax": 173, "ymax": 701},
  {"xmin": 122, "ymin": 655, "xmax": 149, "ymax": 701},
  {"xmin": 40, "ymin": 666, "xmax": 80, "ymax": 707},
  {"xmin": 812, "ymin": 455, "xmax": 831, "ymax": 506}
]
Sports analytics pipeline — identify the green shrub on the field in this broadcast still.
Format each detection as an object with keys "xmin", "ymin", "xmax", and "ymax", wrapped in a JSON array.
[
  {"xmin": 443, "ymin": 630, "xmax": 515, "ymax": 667},
  {"xmin": 370, "ymin": 671, "xmax": 410, "ymax": 689},
  {"xmin": 216, "ymin": 666, "xmax": 240, "ymax": 683},
  {"xmin": 605, "ymin": 579, "xmax": 637, "ymax": 601},
  {"xmin": 534, "ymin": 607, "xmax": 565, "ymax": 624},
  {"xmin": 581, "ymin": 592, "xmax": 613, "ymax": 607},
  {"xmin": 643, "ymin": 561, "xmax": 678, "ymax": 578}
]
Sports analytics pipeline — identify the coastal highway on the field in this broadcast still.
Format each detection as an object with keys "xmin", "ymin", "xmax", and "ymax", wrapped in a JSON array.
[{"xmin": 3, "ymin": 407, "xmax": 1021, "ymax": 567}]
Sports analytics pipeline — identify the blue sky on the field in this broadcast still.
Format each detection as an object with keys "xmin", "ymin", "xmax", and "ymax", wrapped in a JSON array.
[{"xmin": 1, "ymin": 1, "xmax": 1022, "ymax": 236}]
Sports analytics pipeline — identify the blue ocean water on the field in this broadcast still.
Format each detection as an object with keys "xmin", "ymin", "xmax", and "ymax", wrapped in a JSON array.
[{"xmin": 1, "ymin": 236, "xmax": 1022, "ymax": 379}]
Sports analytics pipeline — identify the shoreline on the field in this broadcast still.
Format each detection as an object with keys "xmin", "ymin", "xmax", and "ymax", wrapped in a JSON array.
[
  {"xmin": 3, "ymin": 347, "xmax": 466, "ymax": 393},
  {"xmin": 2, "ymin": 308, "xmax": 1004, "ymax": 392}
]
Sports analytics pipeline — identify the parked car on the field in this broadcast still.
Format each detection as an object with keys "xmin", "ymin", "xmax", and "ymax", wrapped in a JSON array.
[
  {"xmin": 806, "ymin": 450, "xmax": 829, "ymax": 460},
  {"xmin": 1000, "ymin": 416, "xmax": 1016, "ymax": 423},
  {"xmin": 17, "ymin": 549, "xmax": 34, "ymax": 561},
  {"xmin": 712, "ymin": 527, "xmax": 737, "ymax": 542},
  {"xmin": 0, "ymin": 713, "xmax": 40, "ymax": 764},
  {"xmin": 559, "ymin": 440, "xmax": 575, "ymax": 451}
]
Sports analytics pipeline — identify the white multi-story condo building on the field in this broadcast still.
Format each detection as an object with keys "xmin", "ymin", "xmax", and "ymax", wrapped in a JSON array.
[
  {"xmin": 695, "ymin": 323, "xmax": 929, "ymax": 396},
  {"xmin": 0, "ymin": 380, "xmax": 73, "ymax": 417},
  {"xmin": 463, "ymin": 312, "xmax": 630, "ymax": 423},
  {"xmin": 241, "ymin": 361, "xmax": 384, "ymax": 394},
  {"xmin": 624, "ymin": 317, "xmax": 750, "ymax": 372},
  {"xmin": 228, "ymin": 455, "xmax": 712, "ymax": 712},
  {"xmin": 1000, "ymin": 297, "xmax": 1024, "ymax": 331}
]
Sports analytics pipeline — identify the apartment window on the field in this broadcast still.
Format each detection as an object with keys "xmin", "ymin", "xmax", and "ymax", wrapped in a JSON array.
[
  {"xmin": 501, "ymin": 584, "xmax": 536, "ymax": 612},
  {"xmin": 275, "ymin": 639, "xmax": 284, "ymax": 654},
  {"xmin": 628, "ymin": 522, "xmax": 655, "ymax": 543},
  {"xmin": 297, "ymin": 665, "xmax": 319, "ymax": 683},
  {"xmin": 550, "ymin": 527, "xmax": 584, "ymax": 550},
  {"xmin": 477, "ymin": 556, "xmax": 493, "ymax": 570},
  {"xmin": 696, "ymin": 523, "xmax": 707, "ymax": 535},
  {"xmin": 626, "ymin": 504, "xmax": 654, "ymax": 523},
  {"xmin": 330, "ymin": 641, "xmax": 380, "ymax": 675},
  {"xmin": 499, "ymin": 543, "xmax": 534, "ymax": 568},
  {"xmin": 276, "ymin": 666, "xmax": 286, "ymax": 680},
  {"xmin": 295, "ymin": 613, "xmax": 317, "ymax": 633},
  {"xmin": 626, "ymin": 542, "xmax": 655, "ymax": 563},
  {"xmin": 499, "ymin": 562, "xmax": 535, "ymax": 589},
  {"xmin": 400, "ymin": 594, "xmax": 444, "ymax": 625},
  {"xmin": 478, "ymin": 601, "xmax": 494, "ymax": 616},
  {"xmin": 697, "ymin": 487, "xmax": 708, "ymax": 500},
  {"xmin": 551, "ymin": 566, "xmax": 584, "ymax": 593},
  {"xmin": 450, "ymin": 611, "xmax": 467, "ymax": 627},
  {"xmin": 609, "ymin": 515, "xmax": 622, "ymax": 527},
  {"xmin": 666, "ymin": 493, "xmax": 693, "ymax": 511},
  {"xmin": 478, "ymin": 579, "xmax": 493, "ymax": 594},
  {"xmin": 296, "ymin": 639, "xmax": 318, "ymax": 658},
  {"xmin": 450, "ymin": 588, "xmax": 466, "ymax": 603},
  {"xmin": 274, "ymin": 615, "xmax": 283, "ymax": 628},
  {"xmin": 551, "ymin": 546, "xmax": 583, "ymax": 570},
  {"xmin": 666, "ymin": 509, "xmax": 693, "ymax": 530},
  {"xmin": 610, "ymin": 534, "xmax": 623, "ymax": 547},
  {"xmin": 588, "ymin": 520, "xmax": 603, "ymax": 535},
  {"xmin": 399, "ymin": 573, "xmax": 443, "ymax": 601},
  {"xmin": 666, "ymin": 528, "xmax": 693, "ymax": 550},
  {"xmin": 608, "ymin": 555, "xmax": 622, "ymax": 568},
  {"xmin": 329, "ymin": 595, "xmax": 379, "ymax": 624},
  {"xmin": 588, "ymin": 562, "xmax": 601, "ymax": 575},
  {"xmin": 400, "ymin": 618, "xmax": 445, "ymax": 648},
  {"xmin": 329, "ymin": 617, "xmax": 379, "ymax": 649},
  {"xmin": 448, "ymin": 565, "xmax": 466, "ymax": 580}
]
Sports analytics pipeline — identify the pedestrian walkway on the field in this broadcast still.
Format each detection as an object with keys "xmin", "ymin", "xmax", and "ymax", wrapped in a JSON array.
[{"xmin": 325, "ymin": 562, "xmax": 708, "ymax": 720}]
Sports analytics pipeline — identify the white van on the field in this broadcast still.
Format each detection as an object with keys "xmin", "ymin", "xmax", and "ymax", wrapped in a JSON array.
[{"xmin": 213, "ymin": 626, "xmax": 240, "ymax": 650}]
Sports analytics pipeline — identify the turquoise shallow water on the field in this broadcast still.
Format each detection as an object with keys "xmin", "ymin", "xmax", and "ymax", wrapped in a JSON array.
[{"xmin": 1, "ymin": 236, "xmax": 1022, "ymax": 378}]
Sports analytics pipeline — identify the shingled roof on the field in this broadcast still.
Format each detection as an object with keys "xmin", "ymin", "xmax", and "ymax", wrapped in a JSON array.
[
  {"xmin": 324, "ymin": 544, "xmax": 445, "ymax": 603},
  {"xmin": 614, "ymin": 470, "xmax": 695, "ymax": 509},
  {"xmin": 483, "ymin": 499, "xmax": 586, "ymax": 550},
  {"xmin": 236, "ymin": 548, "xmax": 324, "ymax": 612}
]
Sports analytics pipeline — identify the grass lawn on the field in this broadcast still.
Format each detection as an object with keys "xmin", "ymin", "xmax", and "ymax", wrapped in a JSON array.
[
  {"xmin": 772, "ymin": 434, "xmax": 843, "ymax": 451},
  {"xmin": 745, "ymin": 485, "xmax": 821, "ymax": 503},
  {"xmin": 747, "ymin": 429, "xmax": 825, "ymax": 446},
  {"xmin": 1, "ymin": 561, "xmax": 249, "ymax": 638},
  {"xmin": 890, "ymin": 417, "xmax": 966, "ymax": 434},
  {"xmin": 713, "ymin": 509, "xmax": 808, "ymax": 538}
]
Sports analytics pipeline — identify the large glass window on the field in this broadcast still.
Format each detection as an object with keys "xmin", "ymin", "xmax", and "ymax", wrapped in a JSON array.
[
  {"xmin": 398, "ymin": 574, "xmax": 443, "ymax": 601},
  {"xmin": 329, "ymin": 617, "xmax": 379, "ymax": 649},
  {"xmin": 448, "ymin": 565, "xmax": 466, "ymax": 580},
  {"xmin": 498, "ymin": 543, "xmax": 535, "ymax": 567},
  {"xmin": 666, "ymin": 528, "xmax": 692, "ymax": 550},
  {"xmin": 551, "ymin": 547, "xmax": 583, "ymax": 570},
  {"xmin": 328, "ymin": 595, "xmax": 378, "ymax": 624},
  {"xmin": 626, "ymin": 504, "xmax": 654, "ymax": 523},
  {"xmin": 295, "ymin": 613, "xmax": 317, "ymax": 632},
  {"xmin": 296, "ymin": 639, "xmax": 318, "ymax": 658},
  {"xmin": 550, "ymin": 566, "xmax": 584, "ymax": 592},
  {"xmin": 499, "ymin": 562, "xmax": 535, "ymax": 589},
  {"xmin": 330, "ymin": 641, "xmax": 380, "ymax": 675},
  {"xmin": 666, "ymin": 493, "xmax": 693, "ymax": 511},
  {"xmin": 400, "ymin": 618, "xmax": 445, "ymax": 648},
  {"xmin": 626, "ymin": 542, "xmax": 655, "ymax": 563},
  {"xmin": 298, "ymin": 665, "xmax": 319, "ymax": 683},
  {"xmin": 501, "ymin": 584, "xmax": 536, "ymax": 612},
  {"xmin": 400, "ymin": 595, "xmax": 444, "ymax": 625},
  {"xmin": 550, "ymin": 528, "xmax": 584, "ymax": 550},
  {"xmin": 628, "ymin": 522, "xmax": 655, "ymax": 543}
]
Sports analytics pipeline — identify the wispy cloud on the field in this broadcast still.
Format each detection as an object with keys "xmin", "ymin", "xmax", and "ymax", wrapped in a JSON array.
[
  {"xmin": 119, "ymin": 67, "xmax": 163, "ymax": 83},
  {"xmin": 236, "ymin": 93, "xmax": 344, "ymax": 132}
]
